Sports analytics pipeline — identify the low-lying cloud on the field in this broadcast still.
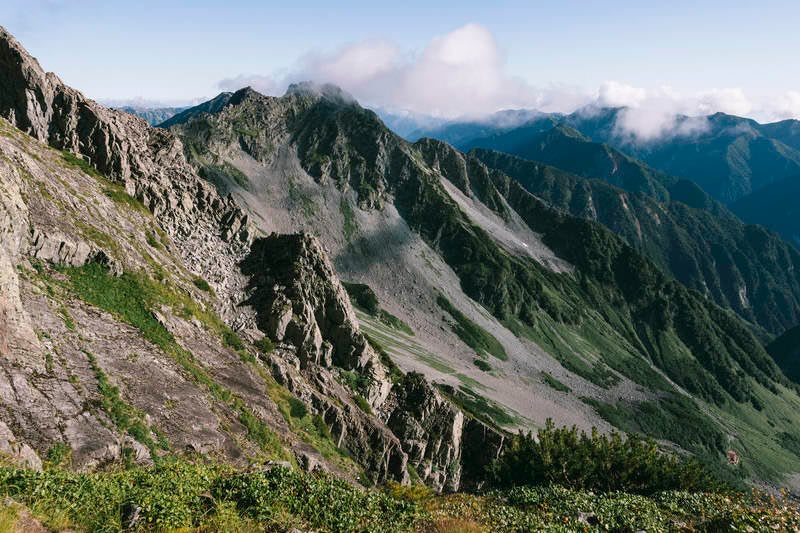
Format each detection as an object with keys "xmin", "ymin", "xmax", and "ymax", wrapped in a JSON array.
[{"xmin": 217, "ymin": 23, "xmax": 800, "ymax": 140}]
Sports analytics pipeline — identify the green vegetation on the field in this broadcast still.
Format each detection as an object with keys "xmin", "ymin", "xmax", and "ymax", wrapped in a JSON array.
[
  {"xmin": 288, "ymin": 397, "xmax": 308, "ymax": 419},
  {"xmin": 425, "ymin": 485, "xmax": 800, "ymax": 532},
  {"xmin": 102, "ymin": 186, "xmax": 149, "ymax": 214},
  {"xmin": 364, "ymin": 334, "xmax": 403, "ymax": 384},
  {"xmin": 44, "ymin": 442, "xmax": 71, "ymax": 468},
  {"xmin": 342, "ymin": 281, "xmax": 379, "ymax": 314},
  {"xmin": 436, "ymin": 383, "xmax": 517, "ymax": 429},
  {"xmin": 377, "ymin": 308, "xmax": 414, "ymax": 336},
  {"xmin": 254, "ymin": 336, "xmax": 275, "ymax": 354},
  {"xmin": 473, "ymin": 359, "xmax": 492, "ymax": 372},
  {"xmin": 541, "ymin": 372, "xmax": 570, "ymax": 392},
  {"xmin": 1, "ymin": 457, "xmax": 797, "ymax": 532},
  {"xmin": 286, "ymin": 174, "xmax": 315, "ymax": 219},
  {"xmin": 57, "ymin": 306, "xmax": 75, "ymax": 331},
  {"xmin": 436, "ymin": 294, "xmax": 507, "ymax": 361},
  {"xmin": 767, "ymin": 323, "xmax": 800, "ymax": 381},
  {"xmin": 353, "ymin": 395, "xmax": 373, "ymax": 415},
  {"xmin": 84, "ymin": 350, "xmax": 166, "ymax": 459},
  {"xmin": 473, "ymin": 146, "xmax": 800, "ymax": 337},
  {"xmin": 343, "ymin": 281, "xmax": 414, "ymax": 335},
  {"xmin": 338, "ymin": 369, "xmax": 371, "ymax": 395},
  {"xmin": 221, "ymin": 327, "xmax": 245, "ymax": 351},
  {"xmin": 340, "ymin": 197, "xmax": 357, "ymax": 241},
  {"xmin": 60, "ymin": 150, "xmax": 101, "ymax": 178},
  {"xmin": 0, "ymin": 463, "xmax": 421, "ymax": 532},
  {"xmin": 491, "ymin": 420, "xmax": 720, "ymax": 494},
  {"xmin": 254, "ymin": 365, "xmax": 356, "ymax": 473},
  {"xmin": 192, "ymin": 276, "xmax": 213, "ymax": 293},
  {"xmin": 53, "ymin": 262, "xmax": 288, "ymax": 459},
  {"xmin": 234, "ymin": 127, "xmax": 258, "ymax": 138},
  {"xmin": 145, "ymin": 231, "xmax": 161, "ymax": 249},
  {"xmin": 199, "ymin": 161, "xmax": 249, "ymax": 190}
]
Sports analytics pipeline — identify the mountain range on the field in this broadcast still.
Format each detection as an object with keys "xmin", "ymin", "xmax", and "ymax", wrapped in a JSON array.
[
  {"xmin": 116, "ymin": 105, "xmax": 188, "ymax": 126},
  {"xmin": 400, "ymin": 106, "xmax": 800, "ymax": 260},
  {"xmin": 2, "ymin": 23, "xmax": 800, "ymax": 526}
]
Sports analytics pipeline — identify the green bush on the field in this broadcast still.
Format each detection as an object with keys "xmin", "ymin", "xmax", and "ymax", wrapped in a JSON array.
[
  {"xmin": 44, "ymin": 442, "xmax": 72, "ymax": 468},
  {"xmin": 288, "ymin": 397, "xmax": 308, "ymax": 419},
  {"xmin": 473, "ymin": 359, "xmax": 492, "ymax": 372},
  {"xmin": 342, "ymin": 281, "xmax": 379, "ymax": 314},
  {"xmin": 491, "ymin": 419, "xmax": 723, "ymax": 494},
  {"xmin": 254, "ymin": 336, "xmax": 275, "ymax": 354},
  {"xmin": 192, "ymin": 277, "xmax": 213, "ymax": 293},
  {"xmin": 221, "ymin": 327, "xmax": 245, "ymax": 351},
  {"xmin": 220, "ymin": 466, "xmax": 420, "ymax": 531},
  {"xmin": 353, "ymin": 395, "xmax": 373, "ymax": 415},
  {"xmin": 145, "ymin": 231, "xmax": 161, "ymax": 249}
]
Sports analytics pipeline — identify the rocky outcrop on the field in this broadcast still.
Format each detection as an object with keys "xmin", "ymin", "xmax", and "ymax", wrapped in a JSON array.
[
  {"xmin": 29, "ymin": 229, "xmax": 122, "ymax": 275},
  {"xmin": 240, "ymin": 232, "xmax": 505, "ymax": 491},
  {"xmin": 241, "ymin": 233, "xmax": 391, "ymax": 407},
  {"xmin": 0, "ymin": 25, "xmax": 250, "ymax": 289},
  {"xmin": 381, "ymin": 372, "xmax": 505, "ymax": 492},
  {"xmin": 267, "ymin": 354, "xmax": 409, "ymax": 485}
]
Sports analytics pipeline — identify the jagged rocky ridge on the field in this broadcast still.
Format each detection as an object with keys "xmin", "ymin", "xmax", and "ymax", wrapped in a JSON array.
[
  {"xmin": 0, "ymin": 27, "xmax": 501, "ymax": 491},
  {"xmin": 165, "ymin": 83, "xmax": 800, "ymax": 484}
]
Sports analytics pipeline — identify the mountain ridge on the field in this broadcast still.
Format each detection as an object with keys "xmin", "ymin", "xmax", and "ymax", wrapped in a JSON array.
[
  {"xmin": 407, "ymin": 106, "xmax": 800, "ymax": 204},
  {"xmin": 164, "ymin": 82, "xmax": 800, "ymax": 484}
]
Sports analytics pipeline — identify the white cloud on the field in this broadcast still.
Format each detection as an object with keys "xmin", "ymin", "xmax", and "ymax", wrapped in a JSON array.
[
  {"xmin": 762, "ymin": 91, "xmax": 800, "ymax": 121},
  {"xmin": 599, "ymin": 84, "xmax": 754, "ymax": 142},
  {"xmin": 299, "ymin": 40, "xmax": 400, "ymax": 88},
  {"xmin": 696, "ymin": 88, "xmax": 752, "ymax": 116},
  {"xmin": 217, "ymin": 74, "xmax": 283, "ymax": 96},
  {"xmin": 290, "ymin": 23, "xmax": 543, "ymax": 117},
  {"xmin": 597, "ymin": 81, "xmax": 647, "ymax": 108},
  {"xmin": 214, "ymin": 24, "xmax": 800, "ymax": 137}
]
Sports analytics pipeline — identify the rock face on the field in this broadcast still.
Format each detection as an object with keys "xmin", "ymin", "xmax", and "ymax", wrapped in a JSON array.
[
  {"xmin": 0, "ymin": 26, "xmax": 250, "ymax": 291},
  {"xmin": 0, "ymin": 26, "xmax": 505, "ymax": 491},
  {"xmin": 239, "ymin": 232, "xmax": 503, "ymax": 490},
  {"xmin": 242, "ymin": 234, "xmax": 389, "ymax": 391}
]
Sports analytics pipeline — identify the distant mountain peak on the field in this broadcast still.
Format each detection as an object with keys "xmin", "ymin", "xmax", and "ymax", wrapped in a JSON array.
[
  {"xmin": 285, "ymin": 81, "xmax": 356, "ymax": 105},
  {"xmin": 228, "ymin": 86, "xmax": 264, "ymax": 106}
]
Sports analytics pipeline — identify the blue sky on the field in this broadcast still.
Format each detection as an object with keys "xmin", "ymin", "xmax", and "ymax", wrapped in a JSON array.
[{"xmin": 3, "ymin": 0, "xmax": 799, "ymax": 124}]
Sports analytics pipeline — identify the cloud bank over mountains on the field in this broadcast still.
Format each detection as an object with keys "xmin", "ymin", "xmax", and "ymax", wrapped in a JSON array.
[{"xmin": 222, "ymin": 23, "xmax": 800, "ymax": 140}]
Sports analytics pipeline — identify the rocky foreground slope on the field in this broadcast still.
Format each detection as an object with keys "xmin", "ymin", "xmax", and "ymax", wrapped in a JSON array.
[{"xmin": 0, "ymin": 27, "xmax": 502, "ymax": 491}]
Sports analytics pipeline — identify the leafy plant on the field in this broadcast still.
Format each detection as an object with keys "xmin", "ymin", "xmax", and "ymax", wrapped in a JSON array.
[
  {"xmin": 541, "ymin": 372, "xmax": 570, "ymax": 392},
  {"xmin": 353, "ymin": 395, "xmax": 373, "ymax": 415},
  {"xmin": 254, "ymin": 336, "xmax": 275, "ymax": 354}
]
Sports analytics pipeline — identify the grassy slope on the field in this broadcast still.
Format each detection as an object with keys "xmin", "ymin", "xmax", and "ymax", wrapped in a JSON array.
[
  {"xmin": 16, "ymin": 130, "xmax": 370, "ymax": 477},
  {"xmin": 472, "ymin": 148, "xmax": 800, "ymax": 337}
]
